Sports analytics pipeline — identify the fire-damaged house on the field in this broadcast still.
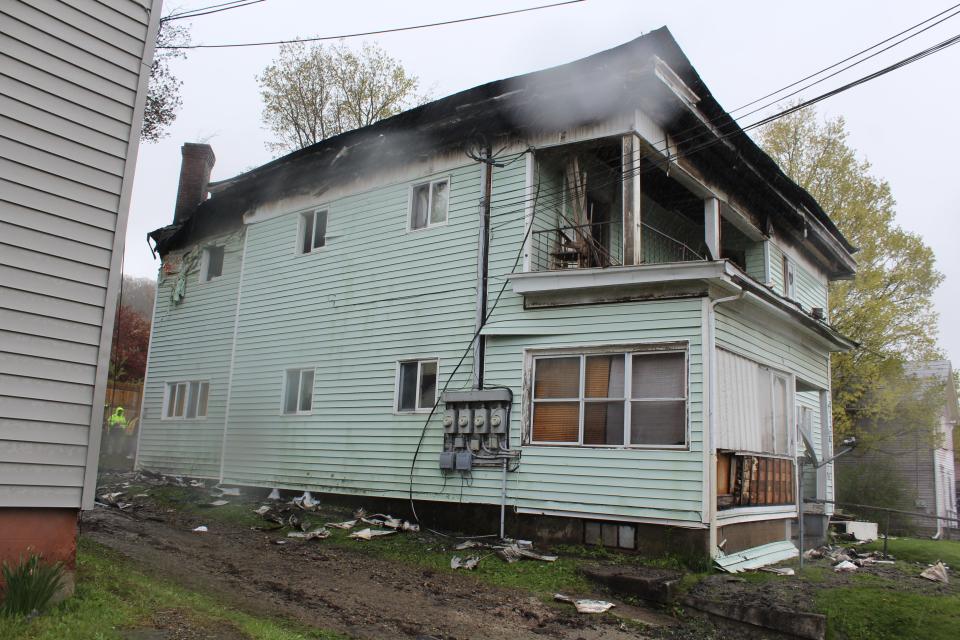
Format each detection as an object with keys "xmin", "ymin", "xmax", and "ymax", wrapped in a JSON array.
[{"xmin": 137, "ymin": 28, "xmax": 857, "ymax": 560}]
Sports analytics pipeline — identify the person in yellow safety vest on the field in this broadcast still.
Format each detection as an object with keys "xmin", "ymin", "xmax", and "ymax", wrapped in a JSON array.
[{"xmin": 107, "ymin": 406, "xmax": 127, "ymax": 432}]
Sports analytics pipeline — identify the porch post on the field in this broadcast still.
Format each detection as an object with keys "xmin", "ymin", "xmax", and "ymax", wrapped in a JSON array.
[
  {"xmin": 622, "ymin": 134, "xmax": 642, "ymax": 265},
  {"xmin": 704, "ymin": 197, "xmax": 720, "ymax": 260}
]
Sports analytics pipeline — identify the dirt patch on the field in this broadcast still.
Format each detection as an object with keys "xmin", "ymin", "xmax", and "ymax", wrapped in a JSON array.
[
  {"xmin": 122, "ymin": 609, "xmax": 247, "ymax": 640},
  {"xmin": 84, "ymin": 477, "xmax": 658, "ymax": 639}
]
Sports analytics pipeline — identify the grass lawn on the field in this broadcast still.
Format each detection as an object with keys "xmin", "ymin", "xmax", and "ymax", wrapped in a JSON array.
[
  {"xmin": 813, "ymin": 537, "xmax": 960, "ymax": 640},
  {"xmin": 0, "ymin": 538, "xmax": 346, "ymax": 640}
]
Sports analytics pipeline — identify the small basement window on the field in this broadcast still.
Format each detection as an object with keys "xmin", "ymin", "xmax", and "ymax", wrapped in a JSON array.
[
  {"xmin": 530, "ymin": 347, "xmax": 687, "ymax": 447},
  {"xmin": 299, "ymin": 210, "xmax": 328, "ymax": 254},
  {"xmin": 200, "ymin": 246, "xmax": 224, "ymax": 282},
  {"xmin": 283, "ymin": 368, "xmax": 315, "ymax": 414},
  {"xmin": 584, "ymin": 521, "xmax": 636, "ymax": 550},
  {"xmin": 409, "ymin": 178, "xmax": 449, "ymax": 230},
  {"xmin": 164, "ymin": 381, "xmax": 209, "ymax": 419},
  {"xmin": 396, "ymin": 359, "xmax": 438, "ymax": 412}
]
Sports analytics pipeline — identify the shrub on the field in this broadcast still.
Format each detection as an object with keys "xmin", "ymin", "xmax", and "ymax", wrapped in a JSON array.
[{"xmin": 0, "ymin": 554, "xmax": 65, "ymax": 617}]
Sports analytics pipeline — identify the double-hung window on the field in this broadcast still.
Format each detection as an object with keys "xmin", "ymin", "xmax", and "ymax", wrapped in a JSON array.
[
  {"xmin": 164, "ymin": 381, "xmax": 209, "ymax": 419},
  {"xmin": 298, "ymin": 210, "xmax": 328, "ymax": 254},
  {"xmin": 283, "ymin": 368, "xmax": 315, "ymax": 414},
  {"xmin": 530, "ymin": 348, "xmax": 687, "ymax": 447},
  {"xmin": 409, "ymin": 178, "xmax": 449, "ymax": 230},
  {"xmin": 396, "ymin": 359, "xmax": 438, "ymax": 412}
]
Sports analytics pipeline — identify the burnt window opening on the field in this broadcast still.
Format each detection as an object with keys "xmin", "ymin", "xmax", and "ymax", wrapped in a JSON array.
[
  {"xmin": 638, "ymin": 158, "xmax": 707, "ymax": 264},
  {"xmin": 717, "ymin": 452, "xmax": 795, "ymax": 510},
  {"xmin": 719, "ymin": 219, "xmax": 755, "ymax": 271},
  {"xmin": 532, "ymin": 140, "xmax": 623, "ymax": 271}
]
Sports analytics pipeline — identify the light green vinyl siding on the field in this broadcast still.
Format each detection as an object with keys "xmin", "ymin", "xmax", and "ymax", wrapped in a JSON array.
[
  {"xmin": 768, "ymin": 243, "xmax": 785, "ymax": 294},
  {"xmin": 137, "ymin": 231, "xmax": 245, "ymax": 478},
  {"xmin": 794, "ymin": 262, "xmax": 828, "ymax": 314},
  {"xmin": 744, "ymin": 242, "xmax": 766, "ymax": 283}
]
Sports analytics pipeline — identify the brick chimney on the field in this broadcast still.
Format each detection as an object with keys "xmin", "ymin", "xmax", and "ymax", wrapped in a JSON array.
[{"xmin": 173, "ymin": 143, "xmax": 216, "ymax": 224}]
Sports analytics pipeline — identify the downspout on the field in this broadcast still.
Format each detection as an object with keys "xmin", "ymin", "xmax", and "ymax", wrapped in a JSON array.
[
  {"xmin": 473, "ymin": 145, "xmax": 494, "ymax": 390},
  {"xmin": 706, "ymin": 288, "xmax": 744, "ymax": 556}
]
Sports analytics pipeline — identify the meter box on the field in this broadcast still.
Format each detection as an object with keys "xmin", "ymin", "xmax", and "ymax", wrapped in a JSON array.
[{"xmin": 438, "ymin": 389, "xmax": 512, "ymax": 470}]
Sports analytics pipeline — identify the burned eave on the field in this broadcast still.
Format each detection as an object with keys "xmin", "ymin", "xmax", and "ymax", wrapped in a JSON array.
[{"xmin": 151, "ymin": 26, "xmax": 856, "ymax": 275}]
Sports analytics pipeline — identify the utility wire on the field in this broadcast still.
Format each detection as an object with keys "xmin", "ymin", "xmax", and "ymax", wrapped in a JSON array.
[
  {"xmin": 730, "ymin": 1, "xmax": 960, "ymax": 114},
  {"xmin": 162, "ymin": 0, "xmax": 266, "ymax": 23},
  {"xmin": 157, "ymin": 0, "xmax": 586, "ymax": 49}
]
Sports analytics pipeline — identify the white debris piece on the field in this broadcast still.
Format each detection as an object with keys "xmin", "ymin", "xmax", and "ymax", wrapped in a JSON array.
[
  {"xmin": 497, "ymin": 544, "xmax": 558, "ymax": 563},
  {"xmin": 833, "ymin": 560, "xmax": 857, "ymax": 572},
  {"xmin": 208, "ymin": 500, "xmax": 230, "ymax": 507},
  {"xmin": 192, "ymin": 525, "xmax": 208, "ymax": 533},
  {"xmin": 450, "ymin": 556, "xmax": 480, "ymax": 570},
  {"xmin": 349, "ymin": 528, "xmax": 397, "ymax": 541},
  {"xmin": 267, "ymin": 488, "xmax": 281, "ymax": 501},
  {"xmin": 253, "ymin": 505, "xmax": 271, "ymax": 516},
  {"xmin": 326, "ymin": 520, "xmax": 357, "ymax": 529},
  {"xmin": 920, "ymin": 561, "xmax": 949, "ymax": 584},
  {"xmin": 217, "ymin": 487, "xmax": 241, "ymax": 496},
  {"xmin": 554, "ymin": 594, "xmax": 615, "ymax": 614},
  {"xmin": 761, "ymin": 567, "xmax": 795, "ymax": 576},
  {"xmin": 292, "ymin": 491, "xmax": 319, "ymax": 511},
  {"xmin": 288, "ymin": 528, "xmax": 331, "ymax": 541}
]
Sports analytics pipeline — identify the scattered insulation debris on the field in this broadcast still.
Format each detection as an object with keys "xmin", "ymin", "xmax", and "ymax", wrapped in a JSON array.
[
  {"xmin": 287, "ymin": 528, "xmax": 331, "ymax": 541},
  {"xmin": 920, "ymin": 561, "xmax": 949, "ymax": 584},
  {"xmin": 267, "ymin": 488, "xmax": 281, "ymax": 500},
  {"xmin": 207, "ymin": 500, "xmax": 230, "ymax": 507},
  {"xmin": 833, "ymin": 560, "xmax": 857, "ymax": 573},
  {"xmin": 253, "ymin": 505, "xmax": 271, "ymax": 516},
  {"xmin": 192, "ymin": 525, "xmax": 208, "ymax": 533},
  {"xmin": 350, "ymin": 528, "xmax": 397, "ymax": 541},
  {"xmin": 326, "ymin": 520, "xmax": 357, "ymax": 529},
  {"xmin": 554, "ymin": 594, "xmax": 615, "ymax": 614},
  {"xmin": 450, "ymin": 556, "xmax": 481, "ymax": 570},
  {"xmin": 292, "ymin": 491, "xmax": 319, "ymax": 511}
]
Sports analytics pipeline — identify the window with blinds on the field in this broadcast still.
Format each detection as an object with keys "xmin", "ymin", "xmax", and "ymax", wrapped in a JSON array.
[{"xmin": 530, "ymin": 347, "xmax": 687, "ymax": 447}]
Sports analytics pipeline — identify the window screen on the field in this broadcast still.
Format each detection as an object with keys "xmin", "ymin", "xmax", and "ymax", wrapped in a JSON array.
[{"xmin": 630, "ymin": 352, "xmax": 686, "ymax": 445}]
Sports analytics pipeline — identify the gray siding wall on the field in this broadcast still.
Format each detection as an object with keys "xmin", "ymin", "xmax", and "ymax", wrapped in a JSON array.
[{"xmin": 0, "ymin": 0, "xmax": 161, "ymax": 509}]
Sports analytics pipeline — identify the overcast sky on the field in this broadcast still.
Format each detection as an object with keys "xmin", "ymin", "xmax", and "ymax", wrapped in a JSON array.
[{"xmin": 127, "ymin": 0, "xmax": 959, "ymax": 364}]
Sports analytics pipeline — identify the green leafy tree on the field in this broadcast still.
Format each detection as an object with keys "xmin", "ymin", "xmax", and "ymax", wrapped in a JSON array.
[
  {"xmin": 758, "ymin": 108, "xmax": 944, "ymax": 445},
  {"xmin": 258, "ymin": 41, "xmax": 423, "ymax": 154}
]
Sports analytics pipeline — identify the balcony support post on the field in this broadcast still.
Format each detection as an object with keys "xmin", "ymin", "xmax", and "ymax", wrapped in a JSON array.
[
  {"xmin": 622, "ymin": 134, "xmax": 642, "ymax": 265},
  {"xmin": 704, "ymin": 197, "xmax": 721, "ymax": 260}
]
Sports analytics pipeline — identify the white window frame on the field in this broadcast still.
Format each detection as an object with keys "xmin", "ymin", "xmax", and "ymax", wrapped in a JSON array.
[
  {"xmin": 394, "ymin": 358, "xmax": 440, "ymax": 413},
  {"xmin": 782, "ymin": 255, "xmax": 796, "ymax": 299},
  {"xmin": 199, "ymin": 245, "xmax": 224, "ymax": 283},
  {"xmin": 407, "ymin": 177, "xmax": 450, "ymax": 232},
  {"xmin": 297, "ymin": 209, "xmax": 329, "ymax": 255},
  {"xmin": 525, "ymin": 343, "xmax": 689, "ymax": 450},
  {"xmin": 161, "ymin": 380, "xmax": 210, "ymax": 420},
  {"xmin": 282, "ymin": 368, "xmax": 315, "ymax": 415}
]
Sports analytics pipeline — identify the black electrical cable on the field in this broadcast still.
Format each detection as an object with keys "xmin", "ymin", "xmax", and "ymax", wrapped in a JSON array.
[
  {"xmin": 162, "ymin": 0, "xmax": 266, "ymax": 23},
  {"xmin": 158, "ymin": 0, "xmax": 586, "ymax": 49},
  {"xmin": 406, "ymin": 162, "xmax": 540, "ymax": 525}
]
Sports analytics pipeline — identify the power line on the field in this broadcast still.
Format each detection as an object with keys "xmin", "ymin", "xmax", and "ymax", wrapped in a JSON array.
[
  {"xmin": 162, "ymin": 0, "xmax": 266, "ymax": 23},
  {"xmin": 157, "ymin": 0, "xmax": 586, "ymax": 49},
  {"xmin": 730, "ymin": 2, "xmax": 960, "ymax": 115}
]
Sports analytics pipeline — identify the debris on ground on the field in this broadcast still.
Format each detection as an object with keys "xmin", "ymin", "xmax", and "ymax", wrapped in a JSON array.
[
  {"xmin": 287, "ymin": 527, "xmax": 331, "ymax": 541},
  {"xmin": 361, "ymin": 514, "xmax": 419, "ymax": 532},
  {"xmin": 216, "ymin": 487, "xmax": 241, "ymax": 497},
  {"xmin": 207, "ymin": 500, "xmax": 230, "ymax": 507},
  {"xmin": 833, "ymin": 560, "xmax": 857, "ymax": 572},
  {"xmin": 326, "ymin": 519, "xmax": 357, "ymax": 529},
  {"xmin": 253, "ymin": 505, "xmax": 271, "ymax": 516},
  {"xmin": 267, "ymin": 488, "xmax": 281, "ymax": 501},
  {"xmin": 920, "ymin": 561, "xmax": 950, "ymax": 584},
  {"xmin": 450, "ymin": 556, "xmax": 480, "ymax": 570},
  {"xmin": 292, "ymin": 491, "xmax": 319, "ymax": 511},
  {"xmin": 349, "ymin": 528, "xmax": 397, "ymax": 541},
  {"xmin": 554, "ymin": 594, "xmax": 615, "ymax": 614},
  {"xmin": 192, "ymin": 525, "xmax": 208, "ymax": 533},
  {"xmin": 497, "ymin": 543, "xmax": 557, "ymax": 563},
  {"xmin": 761, "ymin": 567, "xmax": 795, "ymax": 576},
  {"xmin": 98, "ymin": 492, "xmax": 132, "ymax": 510}
]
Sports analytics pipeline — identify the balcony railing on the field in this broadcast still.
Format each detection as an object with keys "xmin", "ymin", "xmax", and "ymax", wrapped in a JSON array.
[{"xmin": 530, "ymin": 221, "xmax": 706, "ymax": 272}]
